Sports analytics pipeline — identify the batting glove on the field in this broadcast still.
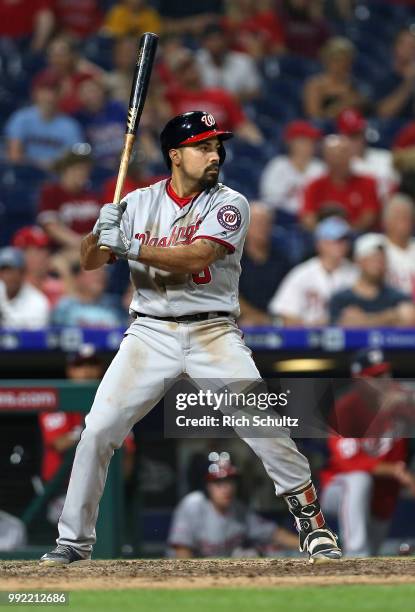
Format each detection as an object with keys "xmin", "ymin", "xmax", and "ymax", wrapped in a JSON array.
[
  {"xmin": 92, "ymin": 201, "xmax": 127, "ymax": 236},
  {"xmin": 98, "ymin": 227, "xmax": 141, "ymax": 261}
]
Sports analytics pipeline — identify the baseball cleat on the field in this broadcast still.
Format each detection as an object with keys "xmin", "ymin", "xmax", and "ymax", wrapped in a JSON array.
[
  {"xmin": 39, "ymin": 544, "xmax": 87, "ymax": 566},
  {"xmin": 300, "ymin": 528, "xmax": 342, "ymax": 564}
]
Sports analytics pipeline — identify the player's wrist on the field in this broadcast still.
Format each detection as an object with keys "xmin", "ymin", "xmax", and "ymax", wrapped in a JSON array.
[{"xmin": 127, "ymin": 238, "xmax": 141, "ymax": 261}]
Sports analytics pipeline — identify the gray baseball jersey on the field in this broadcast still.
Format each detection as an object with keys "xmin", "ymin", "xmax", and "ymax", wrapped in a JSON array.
[
  {"xmin": 120, "ymin": 178, "xmax": 250, "ymax": 318},
  {"xmin": 167, "ymin": 490, "xmax": 276, "ymax": 557}
]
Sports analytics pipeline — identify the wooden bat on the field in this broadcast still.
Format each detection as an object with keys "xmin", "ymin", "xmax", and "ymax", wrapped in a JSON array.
[{"xmin": 100, "ymin": 31, "xmax": 159, "ymax": 251}]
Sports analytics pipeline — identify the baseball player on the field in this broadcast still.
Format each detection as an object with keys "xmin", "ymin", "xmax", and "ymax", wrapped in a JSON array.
[
  {"xmin": 168, "ymin": 452, "xmax": 298, "ymax": 558},
  {"xmin": 40, "ymin": 111, "xmax": 341, "ymax": 565},
  {"xmin": 320, "ymin": 348, "xmax": 415, "ymax": 556}
]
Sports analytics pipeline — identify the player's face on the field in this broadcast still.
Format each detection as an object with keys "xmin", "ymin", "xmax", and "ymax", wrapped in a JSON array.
[
  {"xmin": 175, "ymin": 138, "xmax": 221, "ymax": 190},
  {"xmin": 207, "ymin": 479, "xmax": 236, "ymax": 510}
]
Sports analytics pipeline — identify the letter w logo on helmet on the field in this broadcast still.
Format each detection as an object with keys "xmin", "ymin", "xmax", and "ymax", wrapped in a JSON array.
[{"xmin": 201, "ymin": 113, "xmax": 215, "ymax": 127}]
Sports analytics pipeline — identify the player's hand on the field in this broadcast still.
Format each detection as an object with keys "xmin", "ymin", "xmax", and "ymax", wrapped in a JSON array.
[
  {"xmin": 98, "ymin": 227, "xmax": 141, "ymax": 261},
  {"xmin": 93, "ymin": 201, "xmax": 127, "ymax": 236}
]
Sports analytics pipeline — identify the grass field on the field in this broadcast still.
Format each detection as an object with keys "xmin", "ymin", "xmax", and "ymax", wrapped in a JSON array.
[{"xmin": 2, "ymin": 585, "xmax": 413, "ymax": 612}]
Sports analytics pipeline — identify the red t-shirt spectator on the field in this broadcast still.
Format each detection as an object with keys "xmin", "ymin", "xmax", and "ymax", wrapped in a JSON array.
[
  {"xmin": 166, "ymin": 87, "xmax": 246, "ymax": 133},
  {"xmin": 37, "ymin": 182, "xmax": 101, "ymax": 237},
  {"xmin": 51, "ymin": 0, "xmax": 103, "ymax": 38},
  {"xmin": 0, "ymin": 0, "xmax": 52, "ymax": 38},
  {"xmin": 320, "ymin": 388, "xmax": 409, "ymax": 520},
  {"xmin": 302, "ymin": 173, "xmax": 381, "ymax": 226}
]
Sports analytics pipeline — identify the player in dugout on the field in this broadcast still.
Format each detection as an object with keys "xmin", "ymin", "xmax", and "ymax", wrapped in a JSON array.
[
  {"xmin": 168, "ymin": 452, "xmax": 298, "ymax": 558},
  {"xmin": 320, "ymin": 348, "xmax": 415, "ymax": 557},
  {"xmin": 38, "ymin": 344, "xmax": 136, "ymax": 524}
]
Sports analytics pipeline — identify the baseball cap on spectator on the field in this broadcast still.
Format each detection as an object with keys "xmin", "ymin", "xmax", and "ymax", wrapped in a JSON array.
[
  {"xmin": 32, "ymin": 72, "xmax": 61, "ymax": 92},
  {"xmin": 53, "ymin": 143, "xmax": 92, "ymax": 173},
  {"xmin": 354, "ymin": 233, "xmax": 385, "ymax": 259},
  {"xmin": 12, "ymin": 226, "xmax": 49, "ymax": 249},
  {"xmin": 337, "ymin": 109, "xmax": 367, "ymax": 135},
  {"xmin": 0, "ymin": 247, "xmax": 25, "ymax": 269},
  {"xmin": 314, "ymin": 216, "xmax": 351, "ymax": 241},
  {"xmin": 284, "ymin": 120, "xmax": 321, "ymax": 142}
]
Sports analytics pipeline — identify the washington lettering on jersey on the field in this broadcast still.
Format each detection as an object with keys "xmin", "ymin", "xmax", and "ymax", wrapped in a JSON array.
[{"xmin": 134, "ymin": 216, "xmax": 202, "ymax": 247}]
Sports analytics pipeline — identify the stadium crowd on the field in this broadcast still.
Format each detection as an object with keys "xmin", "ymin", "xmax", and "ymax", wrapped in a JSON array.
[{"xmin": 2, "ymin": 0, "xmax": 415, "ymax": 330}]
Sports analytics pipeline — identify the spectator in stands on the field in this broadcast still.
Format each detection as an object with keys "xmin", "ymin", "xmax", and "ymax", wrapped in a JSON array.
[
  {"xmin": 0, "ymin": 0, "xmax": 54, "ymax": 52},
  {"xmin": 383, "ymin": 193, "xmax": 415, "ymax": 297},
  {"xmin": 51, "ymin": 264, "xmax": 125, "ymax": 328},
  {"xmin": 11, "ymin": 226, "xmax": 65, "ymax": 307},
  {"xmin": 4, "ymin": 73, "xmax": 83, "ymax": 169},
  {"xmin": 0, "ymin": 247, "xmax": 49, "ymax": 330},
  {"xmin": 196, "ymin": 24, "xmax": 261, "ymax": 102},
  {"xmin": 102, "ymin": 0, "xmax": 162, "ymax": 38},
  {"xmin": 238, "ymin": 203, "xmax": 289, "ymax": 326},
  {"xmin": 277, "ymin": 0, "xmax": 330, "ymax": 59},
  {"xmin": 168, "ymin": 453, "xmax": 298, "ymax": 558},
  {"xmin": 337, "ymin": 109, "xmax": 396, "ymax": 201},
  {"xmin": 36, "ymin": 35, "xmax": 103, "ymax": 115},
  {"xmin": 75, "ymin": 77, "xmax": 126, "ymax": 169},
  {"xmin": 392, "ymin": 119, "xmax": 415, "ymax": 202},
  {"xmin": 303, "ymin": 37, "xmax": 366, "ymax": 119},
  {"xmin": 259, "ymin": 120, "xmax": 325, "ymax": 221},
  {"xmin": 165, "ymin": 49, "xmax": 263, "ymax": 144},
  {"xmin": 52, "ymin": 0, "xmax": 103, "ymax": 39},
  {"xmin": 37, "ymin": 146, "xmax": 101, "ymax": 250},
  {"xmin": 105, "ymin": 35, "xmax": 138, "ymax": 105},
  {"xmin": 301, "ymin": 135, "xmax": 382, "ymax": 231},
  {"xmin": 222, "ymin": 0, "xmax": 285, "ymax": 60},
  {"xmin": 269, "ymin": 216, "xmax": 357, "ymax": 327},
  {"xmin": 376, "ymin": 28, "xmax": 415, "ymax": 119},
  {"xmin": 329, "ymin": 233, "xmax": 415, "ymax": 327}
]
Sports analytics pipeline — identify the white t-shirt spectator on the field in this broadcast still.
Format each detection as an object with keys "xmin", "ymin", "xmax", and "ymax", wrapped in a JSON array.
[
  {"xmin": 260, "ymin": 156, "xmax": 325, "ymax": 215},
  {"xmin": 351, "ymin": 148, "xmax": 397, "ymax": 201},
  {"xmin": 384, "ymin": 237, "xmax": 415, "ymax": 297},
  {"xmin": 269, "ymin": 256, "xmax": 358, "ymax": 325},
  {"xmin": 0, "ymin": 281, "xmax": 49, "ymax": 329},
  {"xmin": 196, "ymin": 49, "xmax": 261, "ymax": 97}
]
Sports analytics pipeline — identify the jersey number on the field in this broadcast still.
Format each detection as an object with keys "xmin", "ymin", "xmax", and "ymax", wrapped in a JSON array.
[{"xmin": 192, "ymin": 267, "xmax": 212, "ymax": 285}]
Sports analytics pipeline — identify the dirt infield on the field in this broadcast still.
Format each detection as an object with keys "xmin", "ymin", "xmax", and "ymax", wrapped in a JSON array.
[{"xmin": 1, "ymin": 558, "xmax": 415, "ymax": 590}]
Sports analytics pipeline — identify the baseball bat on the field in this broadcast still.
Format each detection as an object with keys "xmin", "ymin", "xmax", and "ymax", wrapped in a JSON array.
[{"xmin": 100, "ymin": 31, "xmax": 159, "ymax": 251}]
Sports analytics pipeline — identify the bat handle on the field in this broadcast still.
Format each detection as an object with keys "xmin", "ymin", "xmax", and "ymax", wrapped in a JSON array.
[{"xmin": 99, "ymin": 134, "xmax": 135, "ymax": 252}]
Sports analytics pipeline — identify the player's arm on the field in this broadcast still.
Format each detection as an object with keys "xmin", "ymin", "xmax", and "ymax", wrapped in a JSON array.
[
  {"xmin": 138, "ymin": 239, "xmax": 228, "ymax": 274},
  {"xmin": 80, "ymin": 233, "xmax": 111, "ymax": 270}
]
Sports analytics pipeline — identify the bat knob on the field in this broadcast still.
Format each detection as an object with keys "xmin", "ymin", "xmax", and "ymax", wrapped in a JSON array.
[{"xmin": 100, "ymin": 245, "xmax": 111, "ymax": 252}]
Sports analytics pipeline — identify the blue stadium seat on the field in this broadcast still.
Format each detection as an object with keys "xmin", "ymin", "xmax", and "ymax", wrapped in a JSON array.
[
  {"xmin": 90, "ymin": 165, "xmax": 115, "ymax": 192},
  {"xmin": 221, "ymin": 157, "xmax": 261, "ymax": 200}
]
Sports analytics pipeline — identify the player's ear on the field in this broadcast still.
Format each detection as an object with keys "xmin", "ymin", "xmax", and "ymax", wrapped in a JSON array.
[{"xmin": 169, "ymin": 148, "xmax": 180, "ymax": 167}]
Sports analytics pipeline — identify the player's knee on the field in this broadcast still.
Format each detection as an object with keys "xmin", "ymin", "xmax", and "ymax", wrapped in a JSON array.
[{"xmin": 81, "ymin": 421, "xmax": 123, "ymax": 451}]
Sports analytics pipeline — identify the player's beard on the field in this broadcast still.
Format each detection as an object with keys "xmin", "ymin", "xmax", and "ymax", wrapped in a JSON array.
[{"xmin": 198, "ymin": 164, "xmax": 220, "ymax": 190}]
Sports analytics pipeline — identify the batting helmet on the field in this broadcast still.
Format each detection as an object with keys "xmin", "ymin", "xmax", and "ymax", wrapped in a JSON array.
[
  {"xmin": 160, "ymin": 111, "xmax": 233, "ymax": 169},
  {"xmin": 205, "ymin": 451, "xmax": 239, "ymax": 482},
  {"xmin": 351, "ymin": 348, "xmax": 391, "ymax": 377}
]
